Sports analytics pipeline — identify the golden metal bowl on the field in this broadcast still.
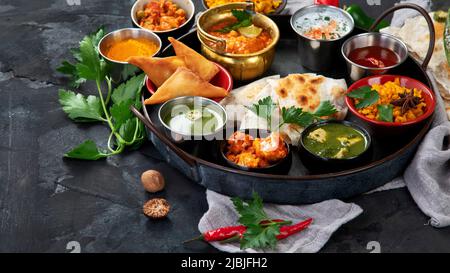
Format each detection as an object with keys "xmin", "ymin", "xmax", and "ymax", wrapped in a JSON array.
[{"xmin": 197, "ymin": 2, "xmax": 280, "ymax": 81}]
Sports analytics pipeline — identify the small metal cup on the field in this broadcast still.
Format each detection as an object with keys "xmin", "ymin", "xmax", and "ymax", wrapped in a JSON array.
[
  {"xmin": 158, "ymin": 96, "xmax": 228, "ymax": 144},
  {"xmin": 290, "ymin": 5, "xmax": 354, "ymax": 72},
  {"xmin": 98, "ymin": 28, "xmax": 162, "ymax": 82},
  {"xmin": 342, "ymin": 33, "xmax": 408, "ymax": 82}
]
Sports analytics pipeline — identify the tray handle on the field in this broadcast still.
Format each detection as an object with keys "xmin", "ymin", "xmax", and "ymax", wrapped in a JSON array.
[
  {"xmin": 369, "ymin": 3, "xmax": 435, "ymax": 71},
  {"xmin": 130, "ymin": 104, "xmax": 197, "ymax": 168}
]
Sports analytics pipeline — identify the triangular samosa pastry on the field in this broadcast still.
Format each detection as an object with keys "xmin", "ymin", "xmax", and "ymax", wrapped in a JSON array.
[
  {"xmin": 144, "ymin": 67, "xmax": 228, "ymax": 105},
  {"xmin": 168, "ymin": 37, "xmax": 219, "ymax": 82},
  {"xmin": 127, "ymin": 56, "xmax": 187, "ymax": 87}
]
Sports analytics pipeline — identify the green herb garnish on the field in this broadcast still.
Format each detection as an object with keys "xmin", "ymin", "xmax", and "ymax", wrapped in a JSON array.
[
  {"xmin": 247, "ymin": 96, "xmax": 277, "ymax": 129},
  {"xmin": 218, "ymin": 10, "xmax": 253, "ymax": 33},
  {"xmin": 232, "ymin": 192, "xmax": 290, "ymax": 250},
  {"xmin": 57, "ymin": 28, "xmax": 146, "ymax": 160},
  {"xmin": 248, "ymin": 97, "xmax": 337, "ymax": 130},
  {"xmin": 377, "ymin": 104, "xmax": 394, "ymax": 122},
  {"xmin": 280, "ymin": 101, "xmax": 337, "ymax": 128},
  {"xmin": 347, "ymin": 86, "xmax": 380, "ymax": 109}
]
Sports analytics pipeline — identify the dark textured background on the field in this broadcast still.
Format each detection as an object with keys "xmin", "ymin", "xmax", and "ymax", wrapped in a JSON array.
[{"xmin": 0, "ymin": 0, "xmax": 449, "ymax": 253}]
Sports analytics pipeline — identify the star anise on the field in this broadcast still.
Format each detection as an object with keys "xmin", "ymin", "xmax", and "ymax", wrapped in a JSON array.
[{"xmin": 391, "ymin": 90, "xmax": 422, "ymax": 115}]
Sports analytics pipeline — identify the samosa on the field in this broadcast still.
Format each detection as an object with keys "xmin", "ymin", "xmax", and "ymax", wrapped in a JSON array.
[
  {"xmin": 127, "ymin": 56, "xmax": 187, "ymax": 87},
  {"xmin": 168, "ymin": 37, "xmax": 219, "ymax": 82},
  {"xmin": 144, "ymin": 67, "xmax": 227, "ymax": 105}
]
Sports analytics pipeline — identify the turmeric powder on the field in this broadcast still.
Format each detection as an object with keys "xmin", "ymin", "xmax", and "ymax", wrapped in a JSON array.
[{"xmin": 106, "ymin": 38, "xmax": 159, "ymax": 62}]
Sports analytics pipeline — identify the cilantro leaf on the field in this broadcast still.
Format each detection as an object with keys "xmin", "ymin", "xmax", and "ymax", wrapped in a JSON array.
[
  {"xmin": 346, "ymin": 86, "xmax": 372, "ymax": 99},
  {"xmin": 347, "ymin": 86, "xmax": 380, "ymax": 109},
  {"xmin": 110, "ymin": 99, "xmax": 134, "ymax": 129},
  {"xmin": 57, "ymin": 60, "xmax": 77, "ymax": 76},
  {"xmin": 240, "ymin": 224, "xmax": 280, "ymax": 250},
  {"xmin": 57, "ymin": 28, "xmax": 106, "ymax": 87},
  {"xmin": 377, "ymin": 104, "xmax": 394, "ymax": 122},
  {"xmin": 280, "ymin": 100, "xmax": 337, "ymax": 128},
  {"xmin": 218, "ymin": 10, "xmax": 252, "ymax": 33},
  {"xmin": 232, "ymin": 192, "xmax": 286, "ymax": 250},
  {"xmin": 65, "ymin": 140, "xmax": 106, "ymax": 160},
  {"xmin": 247, "ymin": 97, "xmax": 277, "ymax": 128},
  {"xmin": 280, "ymin": 106, "xmax": 306, "ymax": 127},
  {"xmin": 58, "ymin": 89, "xmax": 104, "ymax": 122},
  {"xmin": 232, "ymin": 192, "xmax": 268, "ymax": 227},
  {"xmin": 76, "ymin": 34, "xmax": 107, "ymax": 81},
  {"xmin": 313, "ymin": 101, "xmax": 338, "ymax": 117},
  {"xmin": 111, "ymin": 73, "xmax": 145, "ymax": 107}
]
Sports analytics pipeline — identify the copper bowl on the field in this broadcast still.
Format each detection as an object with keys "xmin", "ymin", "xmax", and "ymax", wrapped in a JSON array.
[{"xmin": 197, "ymin": 2, "xmax": 280, "ymax": 81}]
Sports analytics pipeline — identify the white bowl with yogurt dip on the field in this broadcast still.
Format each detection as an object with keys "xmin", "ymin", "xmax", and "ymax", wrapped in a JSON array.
[
  {"xmin": 290, "ymin": 5, "xmax": 354, "ymax": 71},
  {"xmin": 158, "ymin": 96, "xmax": 228, "ymax": 143}
]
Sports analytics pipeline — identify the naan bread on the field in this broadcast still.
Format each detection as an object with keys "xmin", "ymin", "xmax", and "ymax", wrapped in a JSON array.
[
  {"xmin": 127, "ymin": 56, "xmax": 186, "ymax": 87},
  {"xmin": 221, "ymin": 74, "xmax": 348, "ymax": 145},
  {"xmin": 144, "ymin": 67, "xmax": 227, "ymax": 105},
  {"xmin": 381, "ymin": 13, "xmax": 450, "ymax": 119},
  {"xmin": 169, "ymin": 37, "xmax": 220, "ymax": 82},
  {"xmin": 220, "ymin": 75, "xmax": 280, "ymax": 122}
]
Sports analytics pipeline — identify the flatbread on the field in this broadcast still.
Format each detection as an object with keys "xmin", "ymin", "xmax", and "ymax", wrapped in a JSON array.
[
  {"xmin": 220, "ymin": 75, "xmax": 280, "ymax": 122},
  {"xmin": 221, "ymin": 74, "xmax": 348, "ymax": 145},
  {"xmin": 381, "ymin": 13, "xmax": 450, "ymax": 120},
  {"xmin": 127, "ymin": 56, "xmax": 186, "ymax": 87},
  {"xmin": 169, "ymin": 37, "xmax": 220, "ymax": 82},
  {"xmin": 144, "ymin": 67, "xmax": 228, "ymax": 105}
]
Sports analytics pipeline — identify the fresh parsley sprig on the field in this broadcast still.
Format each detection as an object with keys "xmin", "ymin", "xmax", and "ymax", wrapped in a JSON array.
[
  {"xmin": 280, "ymin": 101, "xmax": 337, "ymax": 128},
  {"xmin": 232, "ymin": 192, "xmax": 290, "ymax": 250},
  {"xmin": 247, "ymin": 97, "xmax": 277, "ymax": 129},
  {"xmin": 218, "ymin": 10, "xmax": 253, "ymax": 33},
  {"xmin": 57, "ymin": 28, "xmax": 146, "ymax": 160},
  {"xmin": 346, "ymin": 86, "xmax": 380, "ymax": 109},
  {"xmin": 248, "ymin": 96, "xmax": 338, "ymax": 131}
]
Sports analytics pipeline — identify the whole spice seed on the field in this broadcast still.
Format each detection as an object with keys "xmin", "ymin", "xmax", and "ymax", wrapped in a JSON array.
[
  {"xmin": 141, "ymin": 170, "xmax": 165, "ymax": 193},
  {"xmin": 143, "ymin": 198, "xmax": 170, "ymax": 219},
  {"xmin": 391, "ymin": 89, "xmax": 422, "ymax": 115}
]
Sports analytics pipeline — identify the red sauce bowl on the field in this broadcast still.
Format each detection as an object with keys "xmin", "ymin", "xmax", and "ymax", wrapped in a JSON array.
[
  {"xmin": 345, "ymin": 75, "xmax": 436, "ymax": 135},
  {"xmin": 145, "ymin": 63, "xmax": 233, "ymax": 103}
]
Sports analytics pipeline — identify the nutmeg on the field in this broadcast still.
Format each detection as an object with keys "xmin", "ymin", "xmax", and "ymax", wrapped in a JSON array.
[
  {"xmin": 143, "ymin": 198, "xmax": 170, "ymax": 219},
  {"xmin": 141, "ymin": 170, "xmax": 165, "ymax": 193}
]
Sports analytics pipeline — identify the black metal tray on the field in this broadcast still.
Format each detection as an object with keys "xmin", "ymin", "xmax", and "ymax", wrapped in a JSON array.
[{"xmin": 131, "ymin": 15, "xmax": 434, "ymax": 204}]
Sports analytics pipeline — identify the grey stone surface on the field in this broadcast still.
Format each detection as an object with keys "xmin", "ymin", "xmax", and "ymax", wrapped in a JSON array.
[{"xmin": 0, "ymin": 0, "xmax": 449, "ymax": 253}]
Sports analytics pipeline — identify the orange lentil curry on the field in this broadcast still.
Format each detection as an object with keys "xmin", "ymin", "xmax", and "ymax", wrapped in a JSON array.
[{"xmin": 356, "ymin": 78, "xmax": 427, "ymax": 123}]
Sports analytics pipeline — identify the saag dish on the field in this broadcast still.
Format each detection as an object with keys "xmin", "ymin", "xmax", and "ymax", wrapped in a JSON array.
[{"xmin": 303, "ymin": 123, "xmax": 368, "ymax": 160}]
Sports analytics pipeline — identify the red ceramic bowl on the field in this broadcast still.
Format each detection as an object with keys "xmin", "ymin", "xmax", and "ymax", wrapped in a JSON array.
[
  {"xmin": 346, "ymin": 75, "xmax": 436, "ymax": 135},
  {"xmin": 145, "ymin": 63, "xmax": 233, "ymax": 102}
]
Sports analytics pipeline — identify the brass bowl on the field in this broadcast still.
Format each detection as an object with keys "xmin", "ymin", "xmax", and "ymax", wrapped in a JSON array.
[{"xmin": 197, "ymin": 2, "xmax": 280, "ymax": 81}]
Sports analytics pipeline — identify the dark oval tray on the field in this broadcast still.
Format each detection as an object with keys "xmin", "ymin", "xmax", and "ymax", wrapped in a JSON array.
[{"xmin": 132, "ymin": 15, "xmax": 434, "ymax": 204}]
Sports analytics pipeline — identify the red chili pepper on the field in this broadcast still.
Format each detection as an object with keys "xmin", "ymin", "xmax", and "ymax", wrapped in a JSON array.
[
  {"xmin": 276, "ymin": 218, "xmax": 313, "ymax": 240},
  {"xmin": 203, "ymin": 225, "xmax": 247, "ymax": 242},
  {"xmin": 314, "ymin": 0, "xmax": 340, "ymax": 7},
  {"xmin": 184, "ymin": 219, "xmax": 312, "ymax": 244},
  {"xmin": 183, "ymin": 225, "xmax": 246, "ymax": 244}
]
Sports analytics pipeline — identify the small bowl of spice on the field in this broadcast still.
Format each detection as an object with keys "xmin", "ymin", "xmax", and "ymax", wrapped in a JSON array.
[{"xmin": 98, "ymin": 28, "xmax": 162, "ymax": 81}]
